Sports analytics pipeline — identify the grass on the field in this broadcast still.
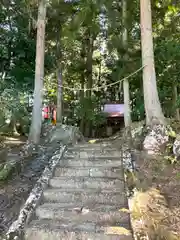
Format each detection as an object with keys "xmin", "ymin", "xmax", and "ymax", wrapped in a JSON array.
[{"xmin": 128, "ymin": 153, "xmax": 180, "ymax": 240}]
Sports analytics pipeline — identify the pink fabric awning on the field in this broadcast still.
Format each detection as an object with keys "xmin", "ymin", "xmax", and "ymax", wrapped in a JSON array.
[{"xmin": 102, "ymin": 104, "xmax": 124, "ymax": 117}]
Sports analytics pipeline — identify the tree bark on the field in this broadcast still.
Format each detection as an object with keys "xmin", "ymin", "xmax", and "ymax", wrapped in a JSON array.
[
  {"xmin": 140, "ymin": 0, "xmax": 165, "ymax": 126},
  {"xmin": 28, "ymin": 0, "xmax": 46, "ymax": 144},
  {"xmin": 80, "ymin": 79, "xmax": 85, "ymax": 133},
  {"xmin": 85, "ymin": 34, "xmax": 94, "ymax": 137},
  {"xmin": 79, "ymin": 43, "xmax": 86, "ymax": 134},
  {"xmin": 86, "ymin": 35, "xmax": 93, "ymax": 99},
  {"xmin": 173, "ymin": 83, "xmax": 180, "ymax": 120},
  {"xmin": 56, "ymin": 68, "xmax": 63, "ymax": 123},
  {"xmin": 56, "ymin": 25, "xmax": 63, "ymax": 124},
  {"xmin": 122, "ymin": 0, "xmax": 131, "ymax": 128}
]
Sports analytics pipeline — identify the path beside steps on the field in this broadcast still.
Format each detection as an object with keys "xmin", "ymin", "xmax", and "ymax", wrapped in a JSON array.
[{"xmin": 25, "ymin": 142, "xmax": 133, "ymax": 240}]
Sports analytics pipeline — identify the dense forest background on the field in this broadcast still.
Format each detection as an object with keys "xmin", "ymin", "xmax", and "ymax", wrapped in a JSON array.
[
  {"xmin": 0, "ymin": 2, "xmax": 180, "ymax": 238},
  {"xmin": 0, "ymin": 0, "xmax": 180, "ymax": 142}
]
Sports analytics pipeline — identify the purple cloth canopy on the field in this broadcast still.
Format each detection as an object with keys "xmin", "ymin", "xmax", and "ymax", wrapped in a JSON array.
[{"xmin": 102, "ymin": 104, "xmax": 124, "ymax": 117}]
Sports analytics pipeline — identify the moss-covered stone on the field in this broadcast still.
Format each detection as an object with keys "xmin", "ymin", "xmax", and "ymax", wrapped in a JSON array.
[
  {"xmin": 0, "ymin": 163, "xmax": 14, "ymax": 181},
  {"xmin": 0, "ymin": 148, "xmax": 8, "ymax": 163},
  {"xmin": 0, "ymin": 161, "xmax": 21, "ymax": 181},
  {"xmin": 131, "ymin": 121, "xmax": 146, "ymax": 150},
  {"xmin": 0, "ymin": 163, "xmax": 4, "ymax": 171}
]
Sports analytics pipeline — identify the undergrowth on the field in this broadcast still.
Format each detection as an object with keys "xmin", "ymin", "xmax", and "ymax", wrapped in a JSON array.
[{"xmin": 129, "ymin": 153, "xmax": 180, "ymax": 240}]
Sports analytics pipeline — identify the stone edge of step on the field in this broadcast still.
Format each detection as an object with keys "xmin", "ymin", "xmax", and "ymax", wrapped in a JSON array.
[
  {"xmin": 25, "ymin": 219, "xmax": 133, "ymax": 239},
  {"xmin": 5, "ymin": 144, "xmax": 67, "ymax": 240},
  {"xmin": 121, "ymin": 146, "xmax": 135, "ymax": 239}
]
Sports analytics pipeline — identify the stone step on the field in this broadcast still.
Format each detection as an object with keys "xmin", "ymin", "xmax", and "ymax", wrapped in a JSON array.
[
  {"xmin": 45, "ymin": 187, "xmax": 126, "ymax": 194},
  {"xmin": 35, "ymin": 202, "xmax": 128, "ymax": 213},
  {"xmin": 49, "ymin": 177, "xmax": 125, "ymax": 189},
  {"xmin": 24, "ymin": 140, "xmax": 132, "ymax": 240},
  {"xmin": 36, "ymin": 203, "xmax": 130, "ymax": 225},
  {"xmin": 25, "ymin": 219, "xmax": 133, "ymax": 240},
  {"xmin": 60, "ymin": 158, "xmax": 122, "ymax": 167},
  {"xmin": 68, "ymin": 147, "xmax": 117, "ymax": 152},
  {"xmin": 64, "ymin": 152, "xmax": 121, "ymax": 159},
  {"xmin": 44, "ymin": 187, "xmax": 126, "ymax": 194},
  {"xmin": 64, "ymin": 149, "xmax": 121, "ymax": 159},
  {"xmin": 43, "ymin": 188, "xmax": 126, "ymax": 205},
  {"xmin": 54, "ymin": 167, "xmax": 123, "ymax": 178},
  {"xmin": 67, "ymin": 144, "xmax": 118, "ymax": 151},
  {"xmin": 68, "ymin": 143, "xmax": 111, "ymax": 150},
  {"xmin": 59, "ymin": 158, "xmax": 122, "ymax": 168}
]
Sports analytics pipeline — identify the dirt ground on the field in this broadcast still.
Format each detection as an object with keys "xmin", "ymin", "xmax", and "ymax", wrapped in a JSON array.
[
  {"xmin": 0, "ymin": 135, "xmax": 53, "ymax": 235},
  {"xmin": 130, "ymin": 151, "xmax": 180, "ymax": 240},
  {"xmin": 0, "ymin": 135, "xmax": 26, "ymax": 154},
  {"xmin": 0, "ymin": 136, "xmax": 27, "ymax": 233}
]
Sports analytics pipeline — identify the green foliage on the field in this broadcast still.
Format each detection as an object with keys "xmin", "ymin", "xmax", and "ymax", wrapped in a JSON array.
[
  {"xmin": 0, "ymin": 0, "xmax": 180, "ymax": 135},
  {"xmin": 0, "ymin": 87, "xmax": 29, "ymax": 117},
  {"xmin": 75, "ymin": 96, "xmax": 107, "ymax": 127},
  {"xmin": 176, "ymin": 96, "xmax": 180, "ymax": 108},
  {"xmin": 164, "ymin": 155, "xmax": 177, "ymax": 164},
  {"xmin": 165, "ymin": 128, "xmax": 176, "ymax": 138},
  {"xmin": 0, "ymin": 163, "xmax": 14, "ymax": 181}
]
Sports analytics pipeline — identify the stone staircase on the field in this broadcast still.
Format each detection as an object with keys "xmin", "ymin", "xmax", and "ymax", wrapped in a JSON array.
[{"xmin": 25, "ymin": 142, "xmax": 133, "ymax": 240}]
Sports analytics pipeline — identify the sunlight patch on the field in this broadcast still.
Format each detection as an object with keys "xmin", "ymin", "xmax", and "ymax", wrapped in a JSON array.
[
  {"xmin": 119, "ymin": 208, "xmax": 130, "ymax": 213},
  {"xmin": 88, "ymin": 139, "xmax": 97, "ymax": 143},
  {"xmin": 105, "ymin": 226, "xmax": 131, "ymax": 235}
]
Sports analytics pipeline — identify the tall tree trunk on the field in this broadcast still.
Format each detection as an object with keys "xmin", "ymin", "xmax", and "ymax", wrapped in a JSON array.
[
  {"xmin": 122, "ymin": 0, "xmax": 131, "ymax": 128},
  {"xmin": 80, "ymin": 79, "xmax": 85, "ymax": 133},
  {"xmin": 86, "ymin": 36, "xmax": 93, "ymax": 99},
  {"xmin": 98, "ymin": 59, "xmax": 102, "ymax": 85},
  {"xmin": 140, "ymin": 0, "xmax": 165, "ymax": 125},
  {"xmin": 118, "ymin": 81, "xmax": 123, "ymax": 102},
  {"xmin": 85, "ymin": 34, "xmax": 94, "ymax": 137},
  {"xmin": 79, "ymin": 42, "xmax": 86, "ymax": 134},
  {"xmin": 56, "ymin": 27, "xmax": 63, "ymax": 124},
  {"xmin": 173, "ymin": 83, "xmax": 180, "ymax": 120},
  {"xmin": 28, "ymin": 0, "xmax": 46, "ymax": 144},
  {"xmin": 56, "ymin": 67, "xmax": 63, "ymax": 123}
]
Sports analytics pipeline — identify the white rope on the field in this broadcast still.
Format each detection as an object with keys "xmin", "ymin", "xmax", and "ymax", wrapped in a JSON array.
[{"xmin": 61, "ymin": 65, "xmax": 145, "ymax": 92}]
